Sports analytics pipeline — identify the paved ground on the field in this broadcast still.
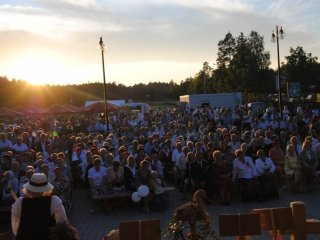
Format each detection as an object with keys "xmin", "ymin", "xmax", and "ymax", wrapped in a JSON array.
[{"xmin": 68, "ymin": 186, "xmax": 320, "ymax": 240}]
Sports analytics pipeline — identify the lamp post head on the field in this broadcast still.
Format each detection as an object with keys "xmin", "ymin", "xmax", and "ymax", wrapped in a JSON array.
[
  {"xmin": 279, "ymin": 27, "xmax": 284, "ymax": 39},
  {"xmin": 271, "ymin": 26, "xmax": 285, "ymax": 42},
  {"xmin": 280, "ymin": 27, "xmax": 283, "ymax": 35},
  {"xmin": 99, "ymin": 37, "xmax": 105, "ymax": 51}
]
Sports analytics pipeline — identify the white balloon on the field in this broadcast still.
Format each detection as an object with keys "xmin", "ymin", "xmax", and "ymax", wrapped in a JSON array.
[
  {"xmin": 131, "ymin": 192, "xmax": 141, "ymax": 202},
  {"xmin": 138, "ymin": 185, "xmax": 149, "ymax": 197}
]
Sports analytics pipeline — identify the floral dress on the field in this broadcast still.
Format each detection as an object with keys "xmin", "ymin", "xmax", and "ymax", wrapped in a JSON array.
[{"xmin": 52, "ymin": 176, "xmax": 70, "ymax": 203}]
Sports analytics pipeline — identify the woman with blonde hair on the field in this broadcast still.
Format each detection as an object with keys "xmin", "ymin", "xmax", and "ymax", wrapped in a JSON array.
[
  {"xmin": 284, "ymin": 144, "xmax": 303, "ymax": 192},
  {"xmin": 11, "ymin": 173, "xmax": 68, "ymax": 239}
]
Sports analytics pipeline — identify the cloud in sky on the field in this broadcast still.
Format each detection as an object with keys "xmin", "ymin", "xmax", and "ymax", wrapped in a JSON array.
[{"xmin": 0, "ymin": 0, "xmax": 319, "ymax": 86}]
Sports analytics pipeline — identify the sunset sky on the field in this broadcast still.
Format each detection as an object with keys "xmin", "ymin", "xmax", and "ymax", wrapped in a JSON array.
[{"xmin": 0, "ymin": 0, "xmax": 319, "ymax": 86}]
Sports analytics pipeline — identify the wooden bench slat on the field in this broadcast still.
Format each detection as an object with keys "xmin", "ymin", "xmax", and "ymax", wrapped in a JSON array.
[
  {"xmin": 239, "ymin": 213, "xmax": 261, "ymax": 236},
  {"xmin": 140, "ymin": 219, "xmax": 161, "ymax": 240},
  {"xmin": 119, "ymin": 219, "xmax": 160, "ymax": 240},
  {"xmin": 119, "ymin": 221, "xmax": 139, "ymax": 240},
  {"xmin": 219, "ymin": 214, "xmax": 240, "ymax": 236},
  {"xmin": 252, "ymin": 207, "xmax": 294, "ymax": 231},
  {"xmin": 306, "ymin": 220, "xmax": 320, "ymax": 233},
  {"xmin": 93, "ymin": 191, "xmax": 131, "ymax": 200},
  {"xmin": 219, "ymin": 213, "xmax": 261, "ymax": 236}
]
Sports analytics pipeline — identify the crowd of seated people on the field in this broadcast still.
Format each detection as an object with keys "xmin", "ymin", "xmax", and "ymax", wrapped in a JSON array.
[{"xmin": 0, "ymin": 103, "xmax": 319, "ymax": 216}]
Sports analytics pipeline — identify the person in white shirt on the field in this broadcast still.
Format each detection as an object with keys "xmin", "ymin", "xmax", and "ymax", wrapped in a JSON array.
[
  {"xmin": 252, "ymin": 117, "xmax": 266, "ymax": 132},
  {"xmin": 282, "ymin": 106, "xmax": 290, "ymax": 122},
  {"xmin": 264, "ymin": 130, "xmax": 273, "ymax": 146},
  {"xmin": 0, "ymin": 132, "xmax": 12, "ymax": 157},
  {"xmin": 171, "ymin": 142, "xmax": 182, "ymax": 187},
  {"xmin": 228, "ymin": 134, "xmax": 240, "ymax": 154},
  {"xmin": 176, "ymin": 146, "xmax": 189, "ymax": 190},
  {"xmin": 289, "ymin": 135, "xmax": 302, "ymax": 155},
  {"xmin": 172, "ymin": 142, "xmax": 182, "ymax": 163},
  {"xmin": 255, "ymin": 149, "xmax": 279, "ymax": 199},
  {"xmin": 232, "ymin": 149, "xmax": 256, "ymax": 181},
  {"xmin": 12, "ymin": 136, "xmax": 28, "ymax": 154},
  {"xmin": 232, "ymin": 149, "xmax": 261, "ymax": 202},
  {"xmin": 88, "ymin": 159, "xmax": 107, "ymax": 192},
  {"xmin": 137, "ymin": 111, "xmax": 144, "ymax": 123}
]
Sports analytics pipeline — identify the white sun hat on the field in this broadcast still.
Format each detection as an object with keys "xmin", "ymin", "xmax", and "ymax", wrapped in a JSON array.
[{"xmin": 24, "ymin": 173, "xmax": 54, "ymax": 193}]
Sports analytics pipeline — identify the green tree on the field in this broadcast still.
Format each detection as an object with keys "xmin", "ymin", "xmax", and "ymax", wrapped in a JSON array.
[
  {"xmin": 247, "ymin": 31, "xmax": 271, "ymax": 70},
  {"xmin": 217, "ymin": 32, "xmax": 236, "ymax": 67},
  {"xmin": 214, "ymin": 31, "xmax": 272, "ymax": 100},
  {"xmin": 282, "ymin": 46, "xmax": 320, "ymax": 92}
]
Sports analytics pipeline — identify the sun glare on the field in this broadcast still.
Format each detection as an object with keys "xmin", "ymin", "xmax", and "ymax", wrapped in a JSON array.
[{"xmin": 7, "ymin": 50, "xmax": 76, "ymax": 86}]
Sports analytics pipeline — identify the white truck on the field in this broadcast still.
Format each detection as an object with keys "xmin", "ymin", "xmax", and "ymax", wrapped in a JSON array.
[{"xmin": 179, "ymin": 92, "xmax": 242, "ymax": 108}]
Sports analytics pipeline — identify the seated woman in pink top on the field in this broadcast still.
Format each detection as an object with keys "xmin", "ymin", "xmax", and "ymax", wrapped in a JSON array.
[{"xmin": 269, "ymin": 139, "xmax": 285, "ymax": 185}]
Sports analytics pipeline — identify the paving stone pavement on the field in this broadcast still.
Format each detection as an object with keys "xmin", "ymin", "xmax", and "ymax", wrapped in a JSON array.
[{"xmin": 69, "ymin": 186, "xmax": 320, "ymax": 240}]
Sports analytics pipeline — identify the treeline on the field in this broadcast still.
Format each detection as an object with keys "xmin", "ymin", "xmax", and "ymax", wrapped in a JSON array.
[
  {"xmin": 1, "ymin": 31, "xmax": 320, "ymax": 108},
  {"xmin": 0, "ymin": 77, "xmax": 185, "ymax": 107}
]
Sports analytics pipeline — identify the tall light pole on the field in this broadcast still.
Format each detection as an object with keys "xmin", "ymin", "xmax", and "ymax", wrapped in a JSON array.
[
  {"xmin": 272, "ymin": 26, "xmax": 285, "ymax": 118},
  {"xmin": 99, "ymin": 37, "xmax": 109, "ymax": 133}
]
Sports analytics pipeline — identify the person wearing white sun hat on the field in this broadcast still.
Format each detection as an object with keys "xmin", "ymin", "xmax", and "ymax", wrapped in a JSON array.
[{"xmin": 11, "ymin": 173, "xmax": 68, "ymax": 240}]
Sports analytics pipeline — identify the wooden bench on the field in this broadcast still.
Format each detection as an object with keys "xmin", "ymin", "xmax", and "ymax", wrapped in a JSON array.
[
  {"xmin": 119, "ymin": 219, "xmax": 160, "ymax": 240},
  {"xmin": 252, "ymin": 206, "xmax": 294, "ymax": 240},
  {"xmin": 219, "ymin": 213, "xmax": 261, "ymax": 239},
  {"xmin": 92, "ymin": 191, "xmax": 132, "ymax": 213},
  {"xmin": 252, "ymin": 201, "xmax": 320, "ymax": 240}
]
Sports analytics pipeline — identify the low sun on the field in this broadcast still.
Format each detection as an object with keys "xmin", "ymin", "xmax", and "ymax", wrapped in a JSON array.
[{"xmin": 9, "ymin": 50, "xmax": 70, "ymax": 86}]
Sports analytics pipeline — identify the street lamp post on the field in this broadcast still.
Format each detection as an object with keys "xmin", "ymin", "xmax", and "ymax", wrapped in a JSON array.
[
  {"xmin": 99, "ymin": 37, "xmax": 109, "ymax": 133},
  {"xmin": 272, "ymin": 26, "xmax": 284, "ymax": 118}
]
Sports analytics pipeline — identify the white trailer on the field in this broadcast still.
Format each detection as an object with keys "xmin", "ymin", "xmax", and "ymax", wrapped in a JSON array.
[{"xmin": 180, "ymin": 92, "xmax": 242, "ymax": 108}]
